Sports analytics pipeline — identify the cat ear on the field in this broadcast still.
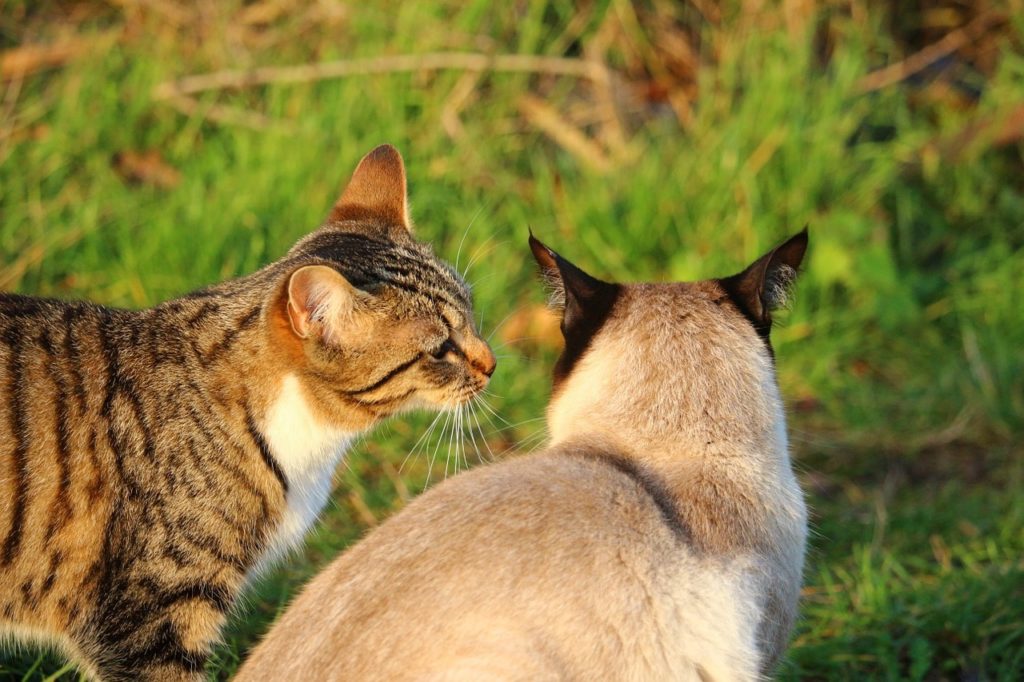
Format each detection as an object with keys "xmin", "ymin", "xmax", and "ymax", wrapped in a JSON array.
[
  {"xmin": 286, "ymin": 265, "xmax": 363, "ymax": 344},
  {"xmin": 720, "ymin": 227, "xmax": 808, "ymax": 334},
  {"xmin": 329, "ymin": 144, "xmax": 412, "ymax": 233},
  {"xmin": 528, "ymin": 232, "xmax": 618, "ymax": 334}
]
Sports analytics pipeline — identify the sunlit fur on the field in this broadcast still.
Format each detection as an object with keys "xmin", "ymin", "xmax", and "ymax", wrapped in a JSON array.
[
  {"xmin": 0, "ymin": 145, "xmax": 494, "ymax": 681},
  {"xmin": 236, "ymin": 237, "xmax": 808, "ymax": 681}
]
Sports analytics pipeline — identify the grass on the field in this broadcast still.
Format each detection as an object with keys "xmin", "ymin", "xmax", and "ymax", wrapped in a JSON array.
[{"xmin": 1, "ymin": 0, "xmax": 1022, "ymax": 679}]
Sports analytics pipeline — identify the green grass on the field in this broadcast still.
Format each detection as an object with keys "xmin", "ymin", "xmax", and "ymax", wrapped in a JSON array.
[{"xmin": 1, "ymin": 1, "xmax": 1022, "ymax": 679}]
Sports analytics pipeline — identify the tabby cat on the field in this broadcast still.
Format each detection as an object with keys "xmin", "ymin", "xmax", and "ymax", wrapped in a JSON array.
[
  {"xmin": 237, "ymin": 229, "xmax": 809, "ymax": 681},
  {"xmin": 0, "ymin": 145, "xmax": 495, "ymax": 681}
]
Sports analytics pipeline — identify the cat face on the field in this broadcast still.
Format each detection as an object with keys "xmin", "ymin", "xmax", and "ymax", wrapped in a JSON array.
[
  {"xmin": 529, "ymin": 231, "xmax": 806, "ymax": 449},
  {"xmin": 274, "ymin": 146, "xmax": 495, "ymax": 423}
]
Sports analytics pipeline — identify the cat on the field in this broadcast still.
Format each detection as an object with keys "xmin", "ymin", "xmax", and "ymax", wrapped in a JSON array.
[
  {"xmin": 236, "ymin": 229, "xmax": 809, "ymax": 682},
  {"xmin": 0, "ymin": 144, "xmax": 495, "ymax": 681}
]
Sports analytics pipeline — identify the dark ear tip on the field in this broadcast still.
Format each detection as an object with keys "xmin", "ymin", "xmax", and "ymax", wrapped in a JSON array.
[
  {"xmin": 778, "ymin": 226, "xmax": 809, "ymax": 265},
  {"xmin": 792, "ymin": 226, "xmax": 809, "ymax": 250},
  {"xmin": 528, "ymin": 232, "xmax": 561, "ymax": 273},
  {"xmin": 360, "ymin": 144, "xmax": 406, "ymax": 173},
  {"xmin": 528, "ymin": 232, "xmax": 553, "ymax": 256},
  {"xmin": 367, "ymin": 143, "xmax": 401, "ymax": 160}
]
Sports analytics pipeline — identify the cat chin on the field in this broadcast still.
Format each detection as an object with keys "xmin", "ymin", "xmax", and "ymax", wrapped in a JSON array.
[{"xmin": 406, "ymin": 387, "xmax": 485, "ymax": 411}]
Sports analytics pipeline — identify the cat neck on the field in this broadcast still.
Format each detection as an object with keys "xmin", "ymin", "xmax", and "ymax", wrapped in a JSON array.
[
  {"xmin": 262, "ymin": 372, "xmax": 357, "ymax": 479},
  {"xmin": 157, "ymin": 271, "xmax": 366, "ymax": 559},
  {"xmin": 247, "ymin": 371, "xmax": 357, "ymax": 575},
  {"xmin": 547, "ymin": 355, "xmax": 791, "ymax": 477},
  {"xmin": 226, "ymin": 328, "xmax": 361, "ymax": 575},
  {"xmin": 196, "ymin": 290, "xmax": 364, "ymax": 476},
  {"xmin": 544, "ymin": 336, "xmax": 801, "ymax": 551}
]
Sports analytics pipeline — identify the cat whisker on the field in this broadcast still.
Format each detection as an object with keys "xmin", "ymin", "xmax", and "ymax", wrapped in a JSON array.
[
  {"xmin": 480, "ymin": 416, "xmax": 547, "ymax": 443},
  {"xmin": 440, "ymin": 407, "xmax": 455, "ymax": 480},
  {"xmin": 488, "ymin": 336, "xmax": 543, "ymax": 348},
  {"xmin": 507, "ymin": 416, "xmax": 548, "ymax": 429},
  {"xmin": 462, "ymin": 401, "xmax": 483, "ymax": 465},
  {"xmin": 450, "ymin": 405, "xmax": 461, "ymax": 476},
  {"xmin": 424, "ymin": 408, "xmax": 454, "ymax": 490},
  {"xmin": 485, "ymin": 305, "xmax": 531, "ymax": 344},
  {"xmin": 492, "ymin": 422, "xmax": 548, "ymax": 459},
  {"xmin": 468, "ymin": 399, "xmax": 496, "ymax": 464},
  {"xmin": 464, "ymin": 271, "xmax": 503, "ymax": 292},
  {"xmin": 465, "ymin": 280, "xmax": 491, "ymax": 333},
  {"xmin": 520, "ymin": 431, "xmax": 549, "ymax": 457},
  {"xmin": 444, "ymin": 416, "xmax": 453, "ymax": 480},
  {"xmin": 399, "ymin": 409, "xmax": 446, "ymax": 475},
  {"xmin": 516, "ymin": 427, "xmax": 548, "ymax": 446},
  {"xmin": 446, "ymin": 405, "xmax": 460, "ymax": 478},
  {"xmin": 459, "ymin": 406, "xmax": 469, "ymax": 472},
  {"xmin": 457, "ymin": 405, "xmax": 466, "ymax": 473},
  {"xmin": 462, "ymin": 235, "xmax": 507, "ymax": 281},
  {"xmin": 468, "ymin": 413, "xmax": 520, "ymax": 456},
  {"xmin": 453, "ymin": 206, "xmax": 484, "ymax": 275},
  {"xmin": 454, "ymin": 404, "xmax": 466, "ymax": 474},
  {"xmin": 418, "ymin": 414, "xmax": 448, "ymax": 477},
  {"xmin": 451, "ymin": 409, "xmax": 459, "ymax": 478},
  {"xmin": 462, "ymin": 405, "xmax": 468, "ymax": 471},
  {"xmin": 476, "ymin": 396, "xmax": 517, "ymax": 429},
  {"xmin": 461, "ymin": 233, "xmax": 495, "ymax": 279}
]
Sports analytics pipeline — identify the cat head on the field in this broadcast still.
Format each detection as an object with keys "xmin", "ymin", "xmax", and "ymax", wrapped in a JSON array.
[
  {"xmin": 529, "ymin": 230, "xmax": 807, "ymax": 455},
  {"xmin": 270, "ymin": 145, "xmax": 495, "ymax": 426}
]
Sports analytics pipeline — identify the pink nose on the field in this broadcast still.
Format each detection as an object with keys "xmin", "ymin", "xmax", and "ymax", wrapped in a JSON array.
[{"xmin": 472, "ymin": 346, "xmax": 496, "ymax": 377}]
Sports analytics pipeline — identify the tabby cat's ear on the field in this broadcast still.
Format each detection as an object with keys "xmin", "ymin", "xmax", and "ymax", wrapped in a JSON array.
[
  {"xmin": 329, "ymin": 144, "xmax": 412, "ymax": 233},
  {"xmin": 286, "ymin": 265, "xmax": 364, "ymax": 343},
  {"xmin": 720, "ymin": 227, "xmax": 808, "ymax": 336},
  {"xmin": 528, "ymin": 233, "xmax": 619, "ymax": 336}
]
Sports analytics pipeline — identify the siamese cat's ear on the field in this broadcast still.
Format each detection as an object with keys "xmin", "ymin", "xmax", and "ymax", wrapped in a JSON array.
[
  {"xmin": 286, "ymin": 265, "xmax": 366, "ymax": 344},
  {"xmin": 528, "ymin": 233, "xmax": 619, "ymax": 335},
  {"xmin": 329, "ymin": 144, "xmax": 412, "ymax": 234},
  {"xmin": 720, "ymin": 227, "xmax": 808, "ymax": 335}
]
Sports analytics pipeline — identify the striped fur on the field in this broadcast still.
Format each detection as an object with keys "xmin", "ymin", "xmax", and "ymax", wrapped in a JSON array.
[{"xmin": 0, "ymin": 145, "xmax": 494, "ymax": 680}]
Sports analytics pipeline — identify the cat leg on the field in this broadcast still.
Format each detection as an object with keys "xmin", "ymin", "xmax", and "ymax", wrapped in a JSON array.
[
  {"xmin": 91, "ymin": 641, "xmax": 211, "ymax": 682},
  {"xmin": 88, "ymin": 600, "xmax": 226, "ymax": 682},
  {"xmin": 90, "ymin": 638, "xmax": 211, "ymax": 682}
]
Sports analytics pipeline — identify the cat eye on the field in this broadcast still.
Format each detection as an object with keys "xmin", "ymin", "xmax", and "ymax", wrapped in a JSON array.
[{"xmin": 429, "ymin": 339, "xmax": 457, "ymax": 360}]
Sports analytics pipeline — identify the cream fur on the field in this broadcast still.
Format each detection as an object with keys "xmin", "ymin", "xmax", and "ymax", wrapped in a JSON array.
[{"xmin": 238, "ymin": 280, "xmax": 808, "ymax": 681}]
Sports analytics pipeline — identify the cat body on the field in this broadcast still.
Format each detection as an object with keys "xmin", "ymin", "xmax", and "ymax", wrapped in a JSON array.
[
  {"xmin": 0, "ymin": 145, "xmax": 495, "ymax": 680},
  {"xmin": 238, "ymin": 231, "xmax": 809, "ymax": 681}
]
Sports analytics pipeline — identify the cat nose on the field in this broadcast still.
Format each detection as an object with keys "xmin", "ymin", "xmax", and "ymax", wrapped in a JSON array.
[{"xmin": 473, "ymin": 346, "xmax": 497, "ymax": 378}]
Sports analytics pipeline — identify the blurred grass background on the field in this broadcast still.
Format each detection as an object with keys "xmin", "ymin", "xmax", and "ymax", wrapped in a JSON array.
[{"xmin": 1, "ymin": 0, "xmax": 1022, "ymax": 679}]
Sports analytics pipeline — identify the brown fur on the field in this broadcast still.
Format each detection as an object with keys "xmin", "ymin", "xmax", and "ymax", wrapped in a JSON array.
[{"xmin": 0, "ymin": 145, "xmax": 493, "ymax": 680}]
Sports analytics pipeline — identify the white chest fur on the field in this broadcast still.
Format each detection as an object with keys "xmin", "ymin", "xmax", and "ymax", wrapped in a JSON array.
[{"xmin": 251, "ymin": 373, "xmax": 353, "ymax": 578}]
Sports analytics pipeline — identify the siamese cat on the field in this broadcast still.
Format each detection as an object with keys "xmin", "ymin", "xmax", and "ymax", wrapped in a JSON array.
[{"xmin": 237, "ymin": 230, "xmax": 810, "ymax": 681}]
